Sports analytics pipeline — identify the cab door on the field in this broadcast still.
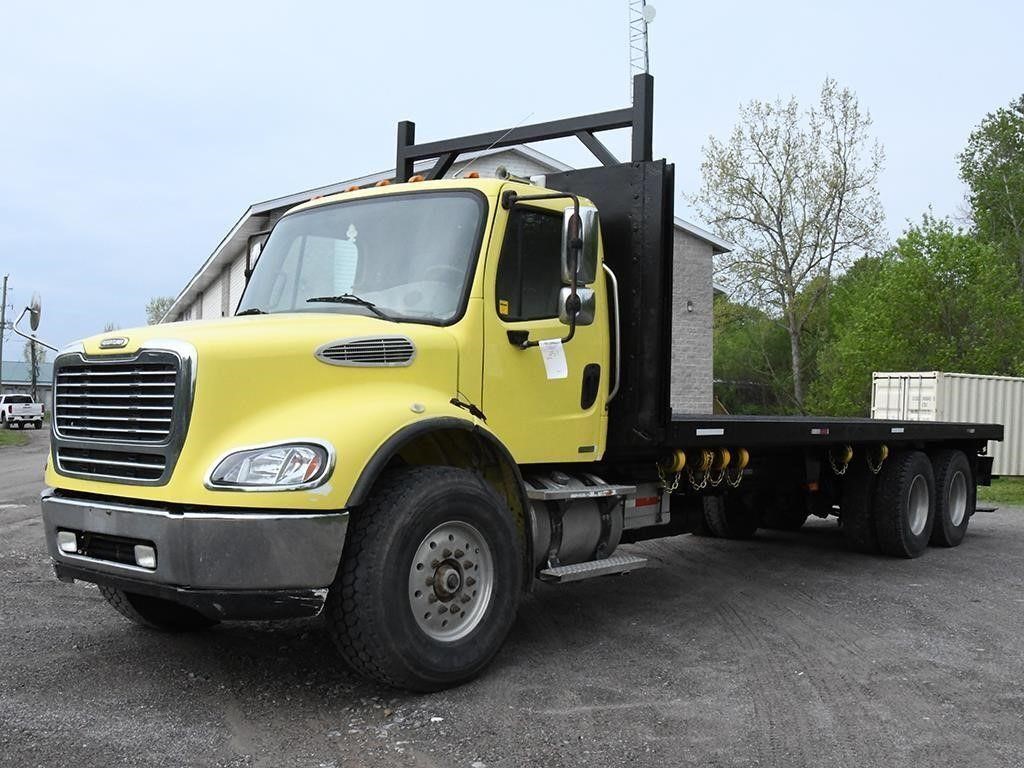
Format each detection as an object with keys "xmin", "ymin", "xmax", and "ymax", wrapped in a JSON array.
[{"xmin": 480, "ymin": 193, "xmax": 608, "ymax": 463}]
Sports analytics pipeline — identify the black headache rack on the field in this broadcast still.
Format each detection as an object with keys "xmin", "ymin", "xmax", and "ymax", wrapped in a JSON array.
[
  {"xmin": 395, "ymin": 75, "xmax": 1003, "ymax": 462},
  {"xmin": 396, "ymin": 74, "xmax": 676, "ymax": 457}
]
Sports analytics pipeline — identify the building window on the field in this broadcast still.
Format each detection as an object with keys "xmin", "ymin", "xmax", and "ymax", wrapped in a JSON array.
[{"xmin": 495, "ymin": 208, "xmax": 563, "ymax": 321}]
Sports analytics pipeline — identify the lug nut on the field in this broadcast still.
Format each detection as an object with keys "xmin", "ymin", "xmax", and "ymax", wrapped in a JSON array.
[
  {"xmin": 428, "ymin": 594, "xmax": 438, "ymax": 604},
  {"xmin": 443, "ymin": 548, "xmax": 452, "ymax": 558},
  {"xmin": 454, "ymin": 549, "xmax": 465, "ymax": 558},
  {"xmin": 431, "ymin": 559, "xmax": 440, "ymax": 568},
  {"xmin": 438, "ymin": 605, "xmax": 448, "ymax": 614},
  {"xmin": 425, "ymin": 576, "xmax": 435, "ymax": 586},
  {"xmin": 462, "ymin": 560, "xmax": 474, "ymax": 569},
  {"xmin": 466, "ymin": 577, "xmax": 476, "ymax": 587},
  {"xmin": 460, "ymin": 595, "xmax": 470, "ymax": 603}
]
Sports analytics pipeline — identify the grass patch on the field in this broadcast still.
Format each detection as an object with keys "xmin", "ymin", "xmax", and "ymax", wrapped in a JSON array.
[
  {"xmin": 0, "ymin": 429, "xmax": 29, "ymax": 448},
  {"xmin": 978, "ymin": 477, "xmax": 1024, "ymax": 507}
]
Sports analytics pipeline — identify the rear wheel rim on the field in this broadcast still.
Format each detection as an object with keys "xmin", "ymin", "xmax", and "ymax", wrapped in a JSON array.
[
  {"xmin": 408, "ymin": 521, "xmax": 494, "ymax": 642},
  {"xmin": 949, "ymin": 470, "xmax": 968, "ymax": 527},
  {"xmin": 908, "ymin": 474, "xmax": 929, "ymax": 536}
]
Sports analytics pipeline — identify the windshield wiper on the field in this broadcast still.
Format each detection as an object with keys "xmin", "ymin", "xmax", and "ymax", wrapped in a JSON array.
[
  {"xmin": 306, "ymin": 293, "xmax": 396, "ymax": 322},
  {"xmin": 236, "ymin": 307, "xmax": 267, "ymax": 316}
]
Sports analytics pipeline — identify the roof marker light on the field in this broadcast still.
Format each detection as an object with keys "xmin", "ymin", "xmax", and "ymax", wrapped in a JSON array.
[
  {"xmin": 465, "ymin": 171, "xmax": 480, "ymax": 179},
  {"xmin": 345, "ymin": 185, "xmax": 360, "ymax": 192},
  {"xmin": 375, "ymin": 180, "xmax": 391, "ymax": 187},
  {"xmin": 408, "ymin": 174, "xmax": 425, "ymax": 183}
]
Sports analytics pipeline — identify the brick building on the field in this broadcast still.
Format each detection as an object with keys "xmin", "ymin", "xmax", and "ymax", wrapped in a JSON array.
[{"xmin": 164, "ymin": 146, "xmax": 729, "ymax": 413}]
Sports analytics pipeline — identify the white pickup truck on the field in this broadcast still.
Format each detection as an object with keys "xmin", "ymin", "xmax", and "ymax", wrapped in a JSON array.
[{"xmin": 0, "ymin": 394, "xmax": 44, "ymax": 430}]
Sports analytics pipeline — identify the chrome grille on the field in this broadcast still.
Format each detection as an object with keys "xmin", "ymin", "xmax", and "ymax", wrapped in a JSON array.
[
  {"xmin": 50, "ymin": 345, "xmax": 194, "ymax": 486},
  {"xmin": 55, "ymin": 361, "xmax": 177, "ymax": 442},
  {"xmin": 316, "ymin": 336, "xmax": 416, "ymax": 367}
]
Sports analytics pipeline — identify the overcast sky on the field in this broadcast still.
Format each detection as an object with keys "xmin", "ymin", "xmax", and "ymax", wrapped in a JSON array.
[{"xmin": 0, "ymin": 0, "xmax": 1020, "ymax": 357}]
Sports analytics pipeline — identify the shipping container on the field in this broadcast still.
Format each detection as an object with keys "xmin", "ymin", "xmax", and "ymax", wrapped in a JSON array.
[{"xmin": 872, "ymin": 372, "xmax": 1023, "ymax": 476}]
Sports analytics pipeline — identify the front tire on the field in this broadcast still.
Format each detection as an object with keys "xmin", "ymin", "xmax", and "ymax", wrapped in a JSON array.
[
  {"xmin": 100, "ymin": 587, "xmax": 218, "ymax": 631},
  {"xmin": 873, "ymin": 450, "xmax": 935, "ymax": 558},
  {"xmin": 929, "ymin": 450, "xmax": 974, "ymax": 548},
  {"xmin": 325, "ymin": 466, "xmax": 523, "ymax": 691}
]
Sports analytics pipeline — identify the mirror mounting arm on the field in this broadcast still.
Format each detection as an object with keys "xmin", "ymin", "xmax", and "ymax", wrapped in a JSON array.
[
  {"xmin": 12, "ymin": 307, "xmax": 58, "ymax": 352},
  {"xmin": 501, "ymin": 190, "xmax": 583, "ymax": 350}
]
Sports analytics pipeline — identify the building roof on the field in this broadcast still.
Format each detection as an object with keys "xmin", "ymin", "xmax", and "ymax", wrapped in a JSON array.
[
  {"xmin": 1, "ymin": 360, "xmax": 54, "ymax": 387},
  {"xmin": 164, "ymin": 145, "xmax": 734, "ymax": 321}
]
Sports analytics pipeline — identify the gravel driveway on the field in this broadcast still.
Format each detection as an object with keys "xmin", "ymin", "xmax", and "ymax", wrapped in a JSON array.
[{"xmin": 3, "ymin": 428, "xmax": 1023, "ymax": 767}]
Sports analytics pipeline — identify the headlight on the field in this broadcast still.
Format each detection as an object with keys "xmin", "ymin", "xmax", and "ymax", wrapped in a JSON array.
[{"xmin": 206, "ymin": 441, "xmax": 332, "ymax": 490}]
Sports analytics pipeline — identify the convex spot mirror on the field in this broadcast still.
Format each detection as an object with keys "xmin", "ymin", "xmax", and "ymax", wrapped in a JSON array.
[
  {"xmin": 561, "ymin": 206, "xmax": 600, "ymax": 285},
  {"xmin": 28, "ymin": 292, "xmax": 41, "ymax": 331},
  {"xmin": 558, "ymin": 287, "xmax": 595, "ymax": 326}
]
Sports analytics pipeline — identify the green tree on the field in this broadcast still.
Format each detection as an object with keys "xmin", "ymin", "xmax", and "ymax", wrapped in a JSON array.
[
  {"xmin": 959, "ymin": 95, "xmax": 1024, "ymax": 284},
  {"xmin": 807, "ymin": 217, "xmax": 1024, "ymax": 415},
  {"xmin": 713, "ymin": 295, "xmax": 791, "ymax": 413},
  {"xmin": 714, "ymin": 279, "xmax": 830, "ymax": 414},
  {"xmin": 694, "ymin": 79, "xmax": 885, "ymax": 410},
  {"xmin": 145, "ymin": 296, "xmax": 175, "ymax": 325}
]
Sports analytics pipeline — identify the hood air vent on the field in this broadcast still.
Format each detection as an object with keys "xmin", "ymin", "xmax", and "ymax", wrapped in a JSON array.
[{"xmin": 315, "ymin": 336, "xmax": 416, "ymax": 367}]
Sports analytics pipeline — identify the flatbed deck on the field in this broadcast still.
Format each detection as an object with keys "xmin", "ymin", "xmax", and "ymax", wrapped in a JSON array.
[{"xmin": 667, "ymin": 414, "xmax": 1003, "ymax": 449}]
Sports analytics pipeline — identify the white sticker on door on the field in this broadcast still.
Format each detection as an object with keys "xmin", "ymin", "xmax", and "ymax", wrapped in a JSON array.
[{"xmin": 539, "ymin": 338, "xmax": 568, "ymax": 380}]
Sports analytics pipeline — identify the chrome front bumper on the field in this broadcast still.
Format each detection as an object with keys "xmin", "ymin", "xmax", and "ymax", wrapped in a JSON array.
[{"xmin": 41, "ymin": 491, "xmax": 348, "ymax": 598}]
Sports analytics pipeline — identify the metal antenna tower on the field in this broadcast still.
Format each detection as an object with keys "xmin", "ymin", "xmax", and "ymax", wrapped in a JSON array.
[{"xmin": 628, "ymin": 1, "xmax": 656, "ymax": 98}]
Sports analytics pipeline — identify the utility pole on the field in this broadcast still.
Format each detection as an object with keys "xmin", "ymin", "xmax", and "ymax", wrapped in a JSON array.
[
  {"xmin": 30, "ymin": 340, "xmax": 38, "ymax": 401},
  {"xmin": 0, "ymin": 273, "xmax": 7, "ymax": 394}
]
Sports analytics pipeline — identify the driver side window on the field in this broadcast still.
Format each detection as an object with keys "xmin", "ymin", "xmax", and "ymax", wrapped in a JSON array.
[{"xmin": 495, "ymin": 208, "xmax": 563, "ymax": 322}]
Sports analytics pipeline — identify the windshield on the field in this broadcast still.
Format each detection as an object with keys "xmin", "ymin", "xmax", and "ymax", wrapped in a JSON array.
[{"xmin": 237, "ymin": 191, "xmax": 486, "ymax": 324}]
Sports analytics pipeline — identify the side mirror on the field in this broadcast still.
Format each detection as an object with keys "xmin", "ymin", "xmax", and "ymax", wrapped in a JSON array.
[
  {"xmin": 558, "ymin": 287, "xmax": 595, "ymax": 326},
  {"xmin": 245, "ymin": 231, "xmax": 271, "ymax": 282},
  {"xmin": 11, "ymin": 291, "xmax": 57, "ymax": 352},
  {"xmin": 561, "ymin": 206, "xmax": 600, "ymax": 285},
  {"xmin": 28, "ymin": 292, "xmax": 41, "ymax": 331}
]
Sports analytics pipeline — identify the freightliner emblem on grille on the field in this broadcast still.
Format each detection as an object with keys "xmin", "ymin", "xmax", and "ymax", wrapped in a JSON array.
[{"xmin": 99, "ymin": 337, "xmax": 129, "ymax": 349}]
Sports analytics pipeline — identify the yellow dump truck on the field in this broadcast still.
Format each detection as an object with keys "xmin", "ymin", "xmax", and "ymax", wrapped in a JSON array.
[{"xmin": 39, "ymin": 76, "xmax": 1001, "ymax": 691}]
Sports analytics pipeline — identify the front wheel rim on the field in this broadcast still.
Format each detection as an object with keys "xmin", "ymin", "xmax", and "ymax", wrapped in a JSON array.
[
  {"xmin": 408, "ymin": 521, "xmax": 494, "ymax": 642},
  {"xmin": 949, "ymin": 470, "xmax": 968, "ymax": 527},
  {"xmin": 908, "ymin": 474, "xmax": 930, "ymax": 536}
]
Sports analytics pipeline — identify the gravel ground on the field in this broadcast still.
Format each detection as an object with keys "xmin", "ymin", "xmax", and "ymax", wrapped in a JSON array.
[{"xmin": 3, "ymin": 427, "xmax": 1023, "ymax": 767}]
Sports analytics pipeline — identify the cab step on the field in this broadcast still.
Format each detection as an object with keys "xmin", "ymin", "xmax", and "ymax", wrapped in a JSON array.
[{"xmin": 539, "ymin": 553, "xmax": 648, "ymax": 583}]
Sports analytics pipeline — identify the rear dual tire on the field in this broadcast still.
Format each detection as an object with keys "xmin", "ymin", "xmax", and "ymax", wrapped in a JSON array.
[
  {"xmin": 873, "ymin": 450, "xmax": 935, "ymax": 558},
  {"xmin": 929, "ymin": 450, "xmax": 974, "ymax": 548},
  {"xmin": 701, "ymin": 494, "xmax": 759, "ymax": 540},
  {"xmin": 842, "ymin": 449, "xmax": 973, "ymax": 558}
]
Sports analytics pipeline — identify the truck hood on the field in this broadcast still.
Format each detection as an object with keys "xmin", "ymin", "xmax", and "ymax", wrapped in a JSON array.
[{"xmin": 49, "ymin": 313, "xmax": 465, "ymax": 509}]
